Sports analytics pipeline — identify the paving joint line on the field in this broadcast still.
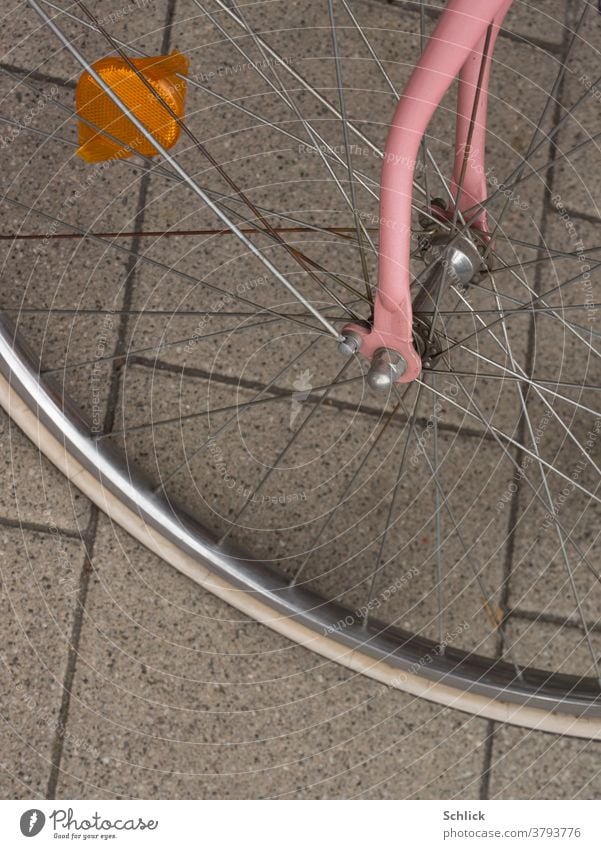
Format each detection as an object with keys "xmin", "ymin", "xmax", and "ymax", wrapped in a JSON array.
[
  {"xmin": 44, "ymin": 0, "xmax": 179, "ymax": 797},
  {"xmin": 0, "ymin": 61, "xmax": 77, "ymax": 90},
  {"xmin": 45, "ymin": 507, "xmax": 98, "ymax": 800},
  {"xmin": 109, "ymin": 355, "xmax": 501, "ymax": 444},
  {"xmin": 478, "ymin": 3, "xmax": 575, "ymax": 799},
  {"xmin": 509, "ymin": 606, "xmax": 601, "ymax": 635},
  {"xmin": 367, "ymin": 0, "xmax": 564, "ymax": 54},
  {"xmin": 0, "ymin": 515, "xmax": 86, "ymax": 539},
  {"xmin": 4, "ymin": 4, "xmax": 563, "ymax": 103},
  {"xmin": 559, "ymin": 206, "xmax": 601, "ymax": 227},
  {"xmin": 479, "ymin": 720, "xmax": 495, "ymax": 800}
]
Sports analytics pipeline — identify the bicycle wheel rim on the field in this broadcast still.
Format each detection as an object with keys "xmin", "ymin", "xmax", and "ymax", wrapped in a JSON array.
[
  {"xmin": 2, "ymin": 313, "xmax": 600, "ymax": 734},
  {"xmin": 2, "ymin": 0, "xmax": 601, "ymax": 738}
]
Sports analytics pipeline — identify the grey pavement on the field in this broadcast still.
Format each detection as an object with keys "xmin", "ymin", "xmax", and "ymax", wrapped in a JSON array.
[{"xmin": 1, "ymin": 0, "xmax": 600, "ymax": 799}]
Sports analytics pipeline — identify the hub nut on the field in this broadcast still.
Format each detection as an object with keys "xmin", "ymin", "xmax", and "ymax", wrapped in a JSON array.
[
  {"xmin": 420, "ymin": 232, "xmax": 483, "ymax": 287},
  {"xmin": 338, "ymin": 330, "xmax": 363, "ymax": 357},
  {"xmin": 367, "ymin": 348, "xmax": 407, "ymax": 392}
]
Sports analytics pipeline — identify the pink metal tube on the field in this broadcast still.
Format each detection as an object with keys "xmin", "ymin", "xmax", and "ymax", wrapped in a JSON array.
[{"xmin": 345, "ymin": 0, "xmax": 513, "ymax": 383}]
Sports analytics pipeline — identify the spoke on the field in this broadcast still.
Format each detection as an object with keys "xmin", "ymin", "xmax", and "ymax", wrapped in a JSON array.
[
  {"xmin": 73, "ymin": 0, "xmax": 358, "ymax": 325},
  {"xmin": 217, "ymin": 357, "xmax": 355, "ymax": 544},
  {"xmin": 498, "ymin": 232, "xmax": 601, "ymax": 255},
  {"xmin": 363, "ymin": 383, "xmax": 424, "ymax": 627},
  {"xmin": 492, "ymin": 239, "xmax": 601, "ymax": 270},
  {"xmin": 442, "ymin": 262, "xmax": 601, "ymax": 357},
  {"xmin": 416, "ymin": 378, "xmax": 601, "ymax": 505},
  {"xmin": 431, "ymin": 384, "xmax": 445, "ymax": 651},
  {"xmin": 41, "ymin": 316, "xmax": 284, "ymax": 375},
  {"xmin": 0, "ymin": 92, "xmax": 379, "ymax": 263},
  {"xmin": 195, "ymin": 0, "xmax": 378, "ymax": 264},
  {"xmin": 424, "ymin": 368, "xmax": 601, "ymax": 392},
  {"xmin": 28, "ymin": 0, "xmax": 343, "ymax": 341},
  {"xmin": 151, "ymin": 335, "xmax": 324, "ymax": 487},
  {"xmin": 461, "ymin": 280, "xmax": 601, "ymax": 341},
  {"xmin": 451, "ymin": 23, "xmax": 493, "ymax": 229},
  {"xmin": 482, "ymin": 241, "xmax": 601, "ymax": 338},
  {"xmin": 459, "ymin": 339, "xmax": 601, "ymax": 474},
  {"xmin": 394, "ymin": 386, "xmax": 519, "ymax": 658},
  {"xmin": 441, "ymin": 283, "xmax": 601, "ymax": 479},
  {"xmin": 424, "ymin": 302, "xmax": 601, "ymax": 320},
  {"xmin": 482, "ymin": 2, "xmax": 590, "ymax": 258},
  {"xmin": 485, "ymin": 246, "xmax": 601, "ymax": 357},
  {"xmin": 452, "ymin": 290, "xmax": 601, "ymax": 361},
  {"xmin": 428, "ymin": 357, "xmax": 601, "ymax": 594},
  {"xmin": 0, "ymin": 223, "xmax": 375, "ymax": 243},
  {"xmin": 493, "ymin": 277, "xmax": 601, "ymax": 683},
  {"xmin": 0, "ymin": 114, "xmax": 82, "ymax": 160},
  {"xmin": 2, "ymin": 307, "xmax": 352, "ymax": 320},
  {"xmin": 1, "ymin": 195, "xmax": 330, "ymax": 336},
  {"xmin": 327, "ymin": 0, "xmax": 372, "ymax": 300},
  {"xmin": 440, "ymin": 338, "xmax": 601, "ymax": 417},
  {"xmin": 105, "ymin": 371, "xmax": 363, "ymax": 439}
]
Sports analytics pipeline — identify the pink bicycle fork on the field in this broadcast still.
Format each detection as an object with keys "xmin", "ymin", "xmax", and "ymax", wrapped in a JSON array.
[{"xmin": 344, "ymin": 0, "xmax": 514, "ymax": 384}]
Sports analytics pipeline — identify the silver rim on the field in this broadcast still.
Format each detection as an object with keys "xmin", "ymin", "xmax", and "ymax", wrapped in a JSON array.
[
  {"xmin": 1, "ymin": 314, "xmax": 600, "ymax": 719},
  {"xmin": 1, "ymin": 0, "xmax": 600, "ymax": 726}
]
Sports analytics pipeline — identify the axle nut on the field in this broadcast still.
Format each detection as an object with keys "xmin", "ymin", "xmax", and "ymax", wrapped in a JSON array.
[
  {"xmin": 338, "ymin": 331, "xmax": 363, "ymax": 357},
  {"xmin": 367, "ymin": 348, "xmax": 407, "ymax": 392}
]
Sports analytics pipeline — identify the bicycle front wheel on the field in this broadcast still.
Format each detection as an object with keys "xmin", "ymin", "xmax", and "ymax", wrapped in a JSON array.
[{"xmin": 1, "ymin": 0, "xmax": 600, "ymax": 737}]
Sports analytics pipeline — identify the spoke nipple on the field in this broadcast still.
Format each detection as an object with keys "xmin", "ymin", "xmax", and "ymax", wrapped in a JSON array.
[
  {"xmin": 338, "ymin": 331, "xmax": 362, "ymax": 356},
  {"xmin": 367, "ymin": 348, "xmax": 406, "ymax": 392}
]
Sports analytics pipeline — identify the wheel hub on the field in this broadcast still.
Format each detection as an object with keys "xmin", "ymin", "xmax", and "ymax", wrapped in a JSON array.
[
  {"xmin": 339, "ymin": 230, "xmax": 486, "ymax": 390},
  {"xmin": 417, "ymin": 230, "xmax": 485, "ymax": 291}
]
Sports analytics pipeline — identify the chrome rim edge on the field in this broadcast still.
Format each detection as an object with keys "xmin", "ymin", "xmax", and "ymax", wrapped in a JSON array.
[{"xmin": 1, "ymin": 313, "xmax": 599, "ymax": 719}]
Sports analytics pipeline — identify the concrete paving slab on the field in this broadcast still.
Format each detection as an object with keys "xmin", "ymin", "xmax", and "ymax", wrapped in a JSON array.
[
  {"xmin": 4, "ymin": 0, "xmax": 601, "ymax": 803},
  {"xmin": 489, "ymin": 723, "xmax": 601, "ymax": 799},
  {"xmin": 0, "ymin": 527, "xmax": 88, "ymax": 798},
  {"xmin": 0, "ymin": 409, "xmax": 90, "ymax": 531},
  {"xmin": 52, "ymin": 513, "xmax": 489, "ymax": 799}
]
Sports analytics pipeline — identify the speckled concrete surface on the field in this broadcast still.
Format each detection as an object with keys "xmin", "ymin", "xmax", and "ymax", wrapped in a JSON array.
[{"xmin": 1, "ymin": 0, "xmax": 600, "ymax": 800}]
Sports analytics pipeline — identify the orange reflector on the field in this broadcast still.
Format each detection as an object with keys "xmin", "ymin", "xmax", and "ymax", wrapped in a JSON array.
[{"xmin": 76, "ymin": 52, "xmax": 188, "ymax": 163}]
